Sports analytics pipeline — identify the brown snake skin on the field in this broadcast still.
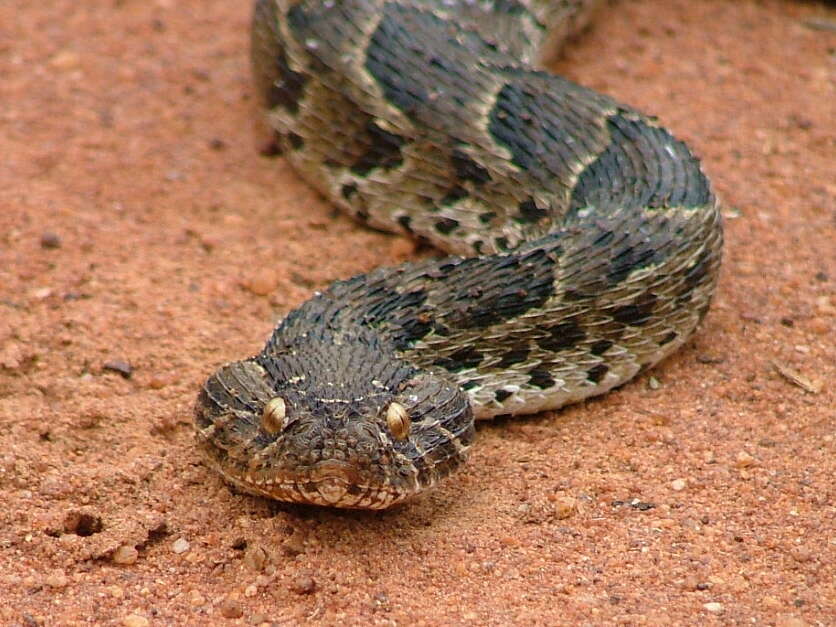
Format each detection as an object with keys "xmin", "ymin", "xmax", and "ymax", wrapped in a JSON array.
[{"xmin": 194, "ymin": 0, "xmax": 723, "ymax": 509}]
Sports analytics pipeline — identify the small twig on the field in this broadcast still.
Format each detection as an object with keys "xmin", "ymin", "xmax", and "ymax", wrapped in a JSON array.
[
  {"xmin": 802, "ymin": 17, "xmax": 836, "ymax": 33},
  {"xmin": 771, "ymin": 360, "xmax": 823, "ymax": 394}
]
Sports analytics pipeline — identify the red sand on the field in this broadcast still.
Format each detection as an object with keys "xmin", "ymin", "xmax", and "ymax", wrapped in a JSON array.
[{"xmin": 1, "ymin": 1, "xmax": 833, "ymax": 624}]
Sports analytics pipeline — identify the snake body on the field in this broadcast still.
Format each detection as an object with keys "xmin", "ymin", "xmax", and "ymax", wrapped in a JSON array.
[{"xmin": 194, "ymin": 0, "xmax": 723, "ymax": 509}]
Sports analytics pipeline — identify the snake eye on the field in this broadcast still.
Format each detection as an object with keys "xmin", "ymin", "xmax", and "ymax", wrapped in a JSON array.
[
  {"xmin": 385, "ymin": 402, "xmax": 410, "ymax": 440},
  {"xmin": 261, "ymin": 397, "xmax": 287, "ymax": 434}
]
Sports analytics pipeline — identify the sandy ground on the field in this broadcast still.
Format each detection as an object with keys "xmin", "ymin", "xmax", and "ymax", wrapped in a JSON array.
[{"xmin": 1, "ymin": 0, "xmax": 834, "ymax": 624}]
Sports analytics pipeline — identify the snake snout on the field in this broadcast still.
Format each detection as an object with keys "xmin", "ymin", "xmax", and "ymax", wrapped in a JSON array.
[
  {"xmin": 309, "ymin": 461, "xmax": 354, "ymax": 504},
  {"xmin": 315, "ymin": 479, "xmax": 347, "ymax": 504}
]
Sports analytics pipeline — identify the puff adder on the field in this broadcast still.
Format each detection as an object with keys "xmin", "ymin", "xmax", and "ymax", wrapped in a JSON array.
[{"xmin": 195, "ymin": 0, "xmax": 723, "ymax": 509}]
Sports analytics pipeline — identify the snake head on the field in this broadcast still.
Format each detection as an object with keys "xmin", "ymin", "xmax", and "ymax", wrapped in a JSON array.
[{"xmin": 195, "ymin": 349, "xmax": 475, "ymax": 509}]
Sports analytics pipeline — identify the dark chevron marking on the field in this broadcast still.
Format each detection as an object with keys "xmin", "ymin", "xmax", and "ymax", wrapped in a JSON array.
[
  {"xmin": 350, "ymin": 122, "xmax": 406, "ymax": 176},
  {"xmin": 450, "ymin": 150, "xmax": 492, "ymax": 185},
  {"xmin": 537, "ymin": 321, "xmax": 586, "ymax": 352},
  {"xmin": 569, "ymin": 113, "xmax": 713, "ymax": 214}
]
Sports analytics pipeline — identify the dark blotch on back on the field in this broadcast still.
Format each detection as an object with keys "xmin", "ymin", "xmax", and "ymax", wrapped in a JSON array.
[
  {"xmin": 494, "ymin": 0, "xmax": 528, "ymax": 16},
  {"xmin": 440, "ymin": 248, "xmax": 556, "ymax": 330},
  {"xmin": 253, "ymin": 2, "xmax": 308, "ymax": 114},
  {"xmin": 606, "ymin": 244, "xmax": 659, "ymax": 285},
  {"xmin": 590, "ymin": 339, "xmax": 613, "ymax": 356},
  {"xmin": 586, "ymin": 364, "xmax": 609, "ymax": 384},
  {"xmin": 287, "ymin": 132, "xmax": 304, "ymax": 150},
  {"xmin": 517, "ymin": 199, "xmax": 549, "ymax": 224},
  {"xmin": 497, "ymin": 347, "xmax": 530, "ymax": 368},
  {"xmin": 364, "ymin": 6, "xmax": 432, "ymax": 115},
  {"xmin": 487, "ymin": 77, "xmax": 594, "ymax": 188},
  {"xmin": 435, "ymin": 217, "xmax": 460, "ymax": 235},
  {"xmin": 569, "ymin": 112, "xmax": 713, "ymax": 216},
  {"xmin": 679, "ymin": 246, "xmax": 714, "ymax": 296},
  {"xmin": 341, "ymin": 183, "xmax": 358, "ymax": 200},
  {"xmin": 611, "ymin": 293, "xmax": 658, "ymax": 327},
  {"xmin": 361, "ymin": 288, "xmax": 428, "ymax": 329},
  {"xmin": 441, "ymin": 185, "xmax": 468, "ymax": 205},
  {"xmin": 488, "ymin": 82, "xmax": 545, "ymax": 173},
  {"xmin": 397, "ymin": 215, "xmax": 413, "ymax": 233},
  {"xmin": 659, "ymin": 331, "xmax": 677, "ymax": 346},
  {"xmin": 528, "ymin": 369, "xmax": 556, "ymax": 389},
  {"xmin": 450, "ymin": 150, "xmax": 491, "ymax": 185},
  {"xmin": 537, "ymin": 320, "xmax": 586, "ymax": 352},
  {"xmin": 433, "ymin": 346, "xmax": 484, "ymax": 372},
  {"xmin": 350, "ymin": 122, "xmax": 407, "ymax": 176}
]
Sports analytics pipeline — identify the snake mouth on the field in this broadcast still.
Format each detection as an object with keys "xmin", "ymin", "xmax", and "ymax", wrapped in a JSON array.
[
  {"xmin": 303, "ymin": 460, "xmax": 362, "ymax": 506},
  {"xmin": 288, "ymin": 460, "xmax": 418, "ymax": 508},
  {"xmin": 207, "ymin": 456, "xmax": 416, "ymax": 509}
]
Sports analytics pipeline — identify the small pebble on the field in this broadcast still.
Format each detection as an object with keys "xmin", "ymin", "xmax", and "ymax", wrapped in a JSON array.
[
  {"xmin": 790, "ymin": 546, "xmax": 813, "ymax": 563},
  {"xmin": 814, "ymin": 296, "xmax": 835, "ymax": 315},
  {"xmin": 648, "ymin": 376, "xmax": 661, "ymax": 390},
  {"xmin": 188, "ymin": 590, "xmax": 206, "ymax": 607},
  {"xmin": 121, "ymin": 615, "xmax": 149, "ymax": 627},
  {"xmin": 40, "ymin": 232, "xmax": 62, "ymax": 249},
  {"xmin": 45, "ymin": 569, "xmax": 68, "ymax": 588},
  {"xmin": 671, "ymin": 478, "xmax": 687, "ymax": 491},
  {"xmin": 281, "ymin": 529, "xmax": 306, "ymax": 556},
  {"xmin": 50, "ymin": 50, "xmax": 80, "ymax": 69},
  {"xmin": 762, "ymin": 596, "xmax": 783, "ymax": 610},
  {"xmin": 220, "ymin": 599, "xmax": 244, "ymax": 619},
  {"xmin": 681, "ymin": 574, "xmax": 700, "ymax": 591},
  {"xmin": 112, "ymin": 544, "xmax": 139, "ymax": 565},
  {"xmin": 103, "ymin": 359, "xmax": 133, "ymax": 379},
  {"xmin": 172, "ymin": 537, "xmax": 190, "ymax": 554},
  {"xmin": 703, "ymin": 602, "xmax": 724, "ymax": 614},
  {"xmin": 291, "ymin": 575, "xmax": 316, "ymax": 595},
  {"xmin": 735, "ymin": 451, "xmax": 755, "ymax": 468},
  {"xmin": 553, "ymin": 496, "xmax": 577, "ymax": 520},
  {"xmin": 244, "ymin": 584, "xmax": 258, "ymax": 598},
  {"xmin": 147, "ymin": 375, "xmax": 171, "ymax": 390},
  {"xmin": 106, "ymin": 585, "xmax": 125, "ymax": 599},
  {"xmin": 242, "ymin": 268, "xmax": 280, "ymax": 296},
  {"xmin": 244, "ymin": 545, "xmax": 270, "ymax": 572},
  {"xmin": 807, "ymin": 317, "xmax": 829, "ymax": 335}
]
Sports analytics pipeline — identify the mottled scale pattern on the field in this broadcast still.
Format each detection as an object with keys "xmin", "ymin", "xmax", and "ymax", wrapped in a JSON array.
[{"xmin": 195, "ymin": 0, "xmax": 723, "ymax": 509}]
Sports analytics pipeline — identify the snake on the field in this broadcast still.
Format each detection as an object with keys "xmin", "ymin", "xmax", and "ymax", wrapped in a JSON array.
[{"xmin": 194, "ymin": 0, "xmax": 723, "ymax": 509}]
